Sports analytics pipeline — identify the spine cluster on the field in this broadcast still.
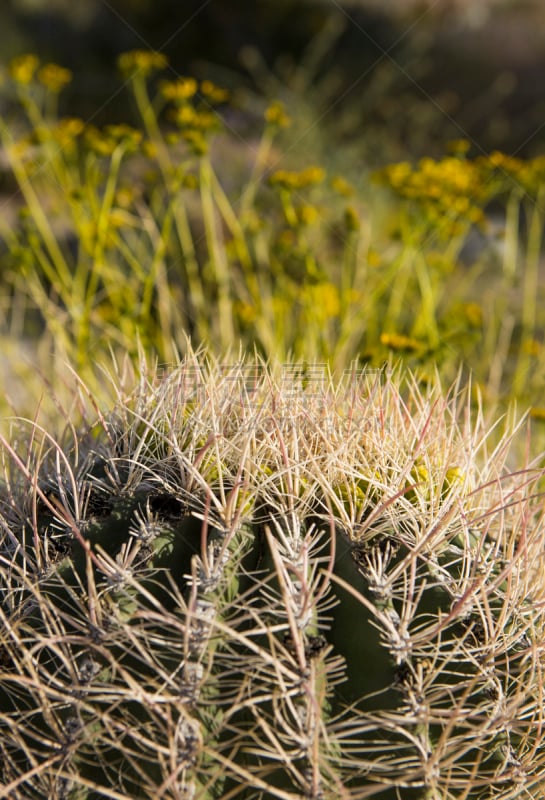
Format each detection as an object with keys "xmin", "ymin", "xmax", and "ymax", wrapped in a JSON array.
[{"xmin": 0, "ymin": 356, "xmax": 544, "ymax": 799}]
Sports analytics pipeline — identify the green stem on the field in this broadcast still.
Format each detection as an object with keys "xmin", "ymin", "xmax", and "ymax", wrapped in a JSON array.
[
  {"xmin": 239, "ymin": 125, "xmax": 275, "ymax": 215},
  {"xmin": 382, "ymin": 248, "xmax": 414, "ymax": 336},
  {"xmin": 512, "ymin": 188, "xmax": 545, "ymax": 398},
  {"xmin": 140, "ymin": 203, "xmax": 176, "ymax": 352},
  {"xmin": 200, "ymin": 158, "xmax": 234, "ymax": 345},
  {"xmin": 502, "ymin": 189, "xmax": 521, "ymax": 283},
  {"xmin": 170, "ymin": 198, "xmax": 206, "ymax": 339},
  {"xmin": 209, "ymin": 168, "xmax": 254, "ymax": 273},
  {"xmin": 131, "ymin": 75, "xmax": 171, "ymax": 177},
  {"xmin": 412, "ymin": 250, "xmax": 440, "ymax": 349},
  {"xmin": 1, "ymin": 127, "xmax": 73, "ymax": 292},
  {"xmin": 280, "ymin": 189, "xmax": 299, "ymax": 228},
  {"xmin": 521, "ymin": 191, "xmax": 543, "ymax": 339},
  {"xmin": 76, "ymin": 144, "xmax": 125, "ymax": 363}
]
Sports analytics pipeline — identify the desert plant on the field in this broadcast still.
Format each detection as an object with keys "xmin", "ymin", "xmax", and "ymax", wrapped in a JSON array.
[
  {"xmin": 4, "ymin": 50, "xmax": 545, "ymax": 426},
  {"xmin": 1, "ymin": 353, "xmax": 544, "ymax": 799}
]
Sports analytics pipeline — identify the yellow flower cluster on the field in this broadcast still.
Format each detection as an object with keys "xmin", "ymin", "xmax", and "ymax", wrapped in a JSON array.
[
  {"xmin": 377, "ymin": 147, "xmax": 545, "ymax": 233},
  {"xmin": 446, "ymin": 139, "xmax": 472, "ymax": 156},
  {"xmin": 117, "ymin": 50, "xmax": 168, "ymax": 78},
  {"xmin": 114, "ymin": 186, "xmax": 137, "ymax": 209},
  {"xmin": 380, "ymin": 332, "xmax": 424, "ymax": 352},
  {"xmin": 200, "ymin": 80, "xmax": 229, "ymax": 104},
  {"xmin": 9, "ymin": 54, "xmax": 39, "ymax": 85},
  {"xmin": 8, "ymin": 55, "xmax": 74, "ymax": 94},
  {"xmin": 169, "ymin": 106, "xmax": 219, "ymax": 132},
  {"xmin": 268, "ymin": 166, "xmax": 325, "ymax": 191},
  {"xmin": 180, "ymin": 129, "xmax": 208, "ymax": 156},
  {"xmin": 84, "ymin": 124, "xmax": 142, "ymax": 157},
  {"xmin": 377, "ymin": 156, "xmax": 480, "ymax": 197},
  {"xmin": 37, "ymin": 63, "xmax": 72, "ymax": 93},
  {"xmin": 9, "ymin": 116, "xmax": 84, "ymax": 161},
  {"xmin": 264, "ymin": 100, "xmax": 291, "ymax": 129},
  {"xmin": 159, "ymin": 77, "xmax": 197, "ymax": 102},
  {"xmin": 159, "ymin": 77, "xmax": 229, "ymax": 156},
  {"xmin": 481, "ymin": 150, "xmax": 545, "ymax": 198},
  {"xmin": 44, "ymin": 117, "xmax": 84, "ymax": 150},
  {"xmin": 375, "ymin": 155, "xmax": 486, "ymax": 230},
  {"xmin": 295, "ymin": 204, "xmax": 320, "ymax": 226}
]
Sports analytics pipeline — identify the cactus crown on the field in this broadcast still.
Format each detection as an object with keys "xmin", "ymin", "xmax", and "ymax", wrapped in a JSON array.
[{"xmin": 1, "ymin": 354, "xmax": 544, "ymax": 799}]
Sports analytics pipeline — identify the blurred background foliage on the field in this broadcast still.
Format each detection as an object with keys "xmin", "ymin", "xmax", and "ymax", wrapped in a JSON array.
[
  {"xmin": 2, "ymin": 0, "xmax": 545, "ymax": 443},
  {"xmin": 3, "ymin": 0, "xmax": 545, "ymax": 159}
]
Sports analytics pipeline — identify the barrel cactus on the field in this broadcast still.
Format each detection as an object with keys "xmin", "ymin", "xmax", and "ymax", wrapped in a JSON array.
[{"xmin": 1, "ymin": 355, "xmax": 544, "ymax": 799}]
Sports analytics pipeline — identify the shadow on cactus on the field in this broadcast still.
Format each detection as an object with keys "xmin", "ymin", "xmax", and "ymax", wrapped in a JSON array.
[{"xmin": 1, "ymin": 354, "xmax": 544, "ymax": 799}]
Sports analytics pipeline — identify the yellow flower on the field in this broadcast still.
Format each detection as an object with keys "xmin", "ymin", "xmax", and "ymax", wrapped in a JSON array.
[
  {"xmin": 104, "ymin": 124, "xmax": 143, "ymax": 151},
  {"xmin": 170, "ymin": 105, "xmax": 197, "ymax": 126},
  {"xmin": 192, "ymin": 111, "xmax": 219, "ymax": 132},
  {"xmin": 44, "ymin": 117, "xmax": 84, "ymax": 152},
  {"xmin": 264, "ymin": 100, "xmax": 291, "ymax": 128},
  {"xmin": 84, "ymin": 124, "xmax": 142, "ymax": 156},
  {"xmin": 181, "ymin": 173, "xmax": 199, "ymax": 190},
  {"xmin": 452, "ymin": 196, "xmax": 470, "ymax": 214},
  {"xmin": 57, "ymin": 117, "xmax": 84, "ymax": 137},
  {"xmin": 159, "ymin": 77, "xmax": 197, "ymax": 102},
  {"xmin": 108, "ymin": 209, "xmax": 135, "ymax": 229},
  {"xmin": 467, "ymin": 206, "xmax": 485, "ymax": 225},
  {"xmin": 268, "ymin": 166, "xmax": 325, "ymax": 191},
  {"xmin": 296, "ymin": 204, "xmax": 320, "ymax": 226},
  {"xmin": 9, "ymin": 54, "xmax": 40, "ymax": 85},
  {"xmin": 300, "ymin": 166, "xmax": 326, "ymax": 185},
  {"xmin": 200, "ymin": 80, "xmax": 229, "ymax": 104},
  {"xmin": 8, "ymin": 136, "xmax": 34, "ymax": 160},
  {"xmin": 115, "ymin": 187, "xmax": 136, "ymax": 209},
  {"xmin": 142, "ymin": 140, "xmax": 158, "ymax": 159},
  {"xmin": 376, "ymin": 161, "xmax": 411, "ymax": 189},
  {"xmin": 268, "ymin": 170, "xmax": 298, "ymax": 191},
  {"xmin": 182, "ymin": 129, "xmax": 208, "ymax": 156},
  {"xmin": 425, "ymin": 183, "xmax": 442, "ymax": 198},
  {"xmin": 380, "ymin": 332, "xmax": 423, "ymax": 352},
  {"xmin": 84, "ymin": 126, "xmax": 116, "ymax": 157},
  {"xmin": 487, "ymin": 151, "xmax": 522, "ymax": 172},
  {"xmin": 37, "ymin": 63, "xmax": 72, "ymax": 93},
  {"xmin": 117, "ymin": 50, "xmax": 168, "ymax": 79},
  {"xmin": 169, "ymin": 106, "xmax": 219, "ymax": 133},
  {"xmin": 447, "ymin": 139, "xmax": 471, "ymax": 155},
  {"xmin": 463, "ymin": 303, "xmax": 482, "ymax": 328},
  {"xmin": 165, "ymin": 132, "xmax": 183, "ymax": 146}
]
